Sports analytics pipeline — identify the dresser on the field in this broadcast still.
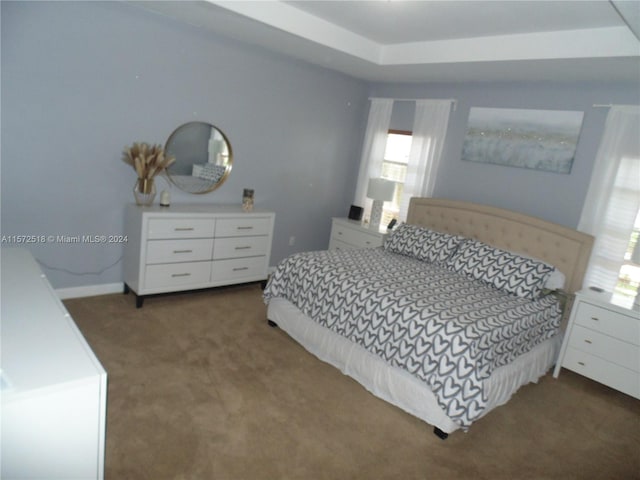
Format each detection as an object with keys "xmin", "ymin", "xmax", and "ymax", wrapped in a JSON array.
[
  {"xmin": 328, "ymin": 217, "xmax": 387, "ymax": 250},
  {"xmin": 1, "ymin": 248, "xmax": 107, "ymax": 479},
  {"xmin": 553, "ymin": 289, "xmax": 639, "ymax": 399},
  {"xmin": 124, "ymin": 204, "xmax": 275, "ymax": 307}
]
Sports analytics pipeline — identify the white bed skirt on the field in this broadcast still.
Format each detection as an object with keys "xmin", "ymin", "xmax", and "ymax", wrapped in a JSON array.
[{"xmin": 267, "ymin": 297, "xmax": 561, "ymax": 434}]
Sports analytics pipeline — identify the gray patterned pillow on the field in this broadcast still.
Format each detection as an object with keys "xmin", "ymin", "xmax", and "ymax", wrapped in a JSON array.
[
  {"xmin": 383, "ymin": 224, "xmax": 465, "ymax": 265},
  {"xmin": 445, "ymin": 239, "xmax": 554, "ymax": 300}
]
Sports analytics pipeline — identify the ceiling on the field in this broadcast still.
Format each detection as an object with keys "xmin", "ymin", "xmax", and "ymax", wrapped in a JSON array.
[{"xmin": 131, "ymin": 0, "xmax": 640, "ymax": 83}]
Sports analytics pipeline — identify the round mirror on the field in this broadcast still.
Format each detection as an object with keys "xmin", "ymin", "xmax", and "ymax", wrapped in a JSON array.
[{"xmin": 164, "ymin": 121, "xmax": 233, "ymax": 194}]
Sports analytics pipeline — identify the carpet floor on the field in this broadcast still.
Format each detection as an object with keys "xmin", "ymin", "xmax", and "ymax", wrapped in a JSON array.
[{"xmin": 64, "ymin": 284, "xmax": 640, "ymax": 480}]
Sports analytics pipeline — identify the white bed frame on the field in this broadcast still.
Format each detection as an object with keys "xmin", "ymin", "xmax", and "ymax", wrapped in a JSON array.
[{"xmin": 267, "ymin": 198, "xmax": 594, "ymax": 436}]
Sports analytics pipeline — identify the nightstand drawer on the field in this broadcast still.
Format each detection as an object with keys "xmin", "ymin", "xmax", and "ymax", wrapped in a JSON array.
[
  {"xmin": 333, "ymin": 225, "xmax": 382, "ymax": 248},
  {"xmin": 330, "ymin": 238, "xmax": 356, "ymax": 250},
  {"xmin": 563, "ymin": 347, "xmax": 640, "ymax": 399},
  {"xmin": 574, "ymin": 302, "xmax": 639, "ymax": 345},
  {"xmin": 213, "ymin": 236, "xmax": 269, "ymax": 260},
  {"xmin": 144, "ymin": 261, "xmax": 211, "ymax": 290},
  {"xmin": 146, "ymin": 239, "xmax": 214, "ymax": 264},
  {"xmin": 211, "ymin": 256, "xmax": 266, "ymax": 282},
  {"xmin": 215, "ymin": 217, "xmax": 271, "ymax": 237},
  {"xmin": 147, "ymin": 218, "xmax": 215, "ymax": 239},
  {"xmin": 568, "ymin": 325, "xmax": 640, "ymax": 372}
]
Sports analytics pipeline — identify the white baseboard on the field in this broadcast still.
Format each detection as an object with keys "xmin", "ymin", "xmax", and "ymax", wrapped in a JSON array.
[{"xmin": 56, "ymin": 282, "xmax": 124, "ymax": 300}]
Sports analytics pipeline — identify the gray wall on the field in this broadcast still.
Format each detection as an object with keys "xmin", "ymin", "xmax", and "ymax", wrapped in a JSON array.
[
  {"xmin": 1, "ymin": 1, "xmax": 368, "ymax": 288},
  {"xmin": 3, "ymin": 1, "xmax": 638, "ymax": 291},
  {"xmin": 371, "ymin": 82, "xmax": 639, "ymax": 228}
]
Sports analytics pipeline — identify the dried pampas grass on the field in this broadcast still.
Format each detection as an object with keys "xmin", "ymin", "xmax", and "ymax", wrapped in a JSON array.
[{"xmin": 122, "ymin": 142, "xmax": 176, "ymax": 180}]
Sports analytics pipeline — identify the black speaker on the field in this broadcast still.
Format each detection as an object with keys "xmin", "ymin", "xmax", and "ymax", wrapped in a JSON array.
[{"xmin": 348, "ymin": 205, "xmax": 363, "ymax": 221}]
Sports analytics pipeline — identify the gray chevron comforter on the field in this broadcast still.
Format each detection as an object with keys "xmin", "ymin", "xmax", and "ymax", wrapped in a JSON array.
[{"xmin": 263, "ymin": 248, "xmax": 562, "ymax": 429}]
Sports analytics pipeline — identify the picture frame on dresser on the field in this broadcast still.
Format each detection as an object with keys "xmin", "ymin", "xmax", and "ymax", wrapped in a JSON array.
[
  {"xmin": 554, "ymin": 288, "xmax": 640, "ymax": 399},
  {"xmin": 123, "ymin": 204, "xmax": 275, "ymax": 307}
]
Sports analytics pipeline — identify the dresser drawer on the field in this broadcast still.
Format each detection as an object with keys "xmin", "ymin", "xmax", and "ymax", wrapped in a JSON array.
[
  {"xmin": 146, "ymin": 239, "xmax": 214, "ymax": 264},
  {"xmin": 211, "ymin": 256, "xmax": 266, "ymax": 282},
  {"xmin": 212, "ymin": 236, "xmax": 269, "ymax": 260},
  {"xmin": 144, "ymin": 261, "xmax": 211, "ymax": 290},
  {"xmin": 574, "ymin": 302, "xmax": 639, "ymax": 345},
  {"xmin": 215, "ymin": 217, "xmax": 271, "ymax": 237},
  {"xmin": 332, "ymin": 225, "xmax": 382, "ymax": 248},
  {"xmin": 568, "ymin": 325, "xmax": 639, "ymax": 372},
  {"xmin": 563, "ymin": 347, "xmax": 640, "ymax": 399},
  {"xmin": 147, "ymin": 218, "xmax": 215, "ymax": 239}
]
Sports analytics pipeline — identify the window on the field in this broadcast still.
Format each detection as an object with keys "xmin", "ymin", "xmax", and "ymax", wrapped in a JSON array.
[
  {"xmin": 380, "ymin": 130, "xmax": 412, "ymax": 226},
  {"xmin": 615, "ymin": 209, "xmax": 640, "ymax": 305}
]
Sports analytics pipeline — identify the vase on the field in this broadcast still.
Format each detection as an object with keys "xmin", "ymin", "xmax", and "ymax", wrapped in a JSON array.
[{"xmin": 133, "ymin": 178, "xmax": 156, "ymax": 206}]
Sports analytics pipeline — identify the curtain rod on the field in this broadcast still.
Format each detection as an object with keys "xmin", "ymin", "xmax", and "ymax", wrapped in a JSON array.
[{"xmin": 368, "ymin": 97, "xmax": 458, "ymax": 111}]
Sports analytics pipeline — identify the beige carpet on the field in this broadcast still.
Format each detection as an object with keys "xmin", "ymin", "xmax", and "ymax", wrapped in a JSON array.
[{"xmin": 65, "ymin": 284, "xmax": 640, "ymax": 480}]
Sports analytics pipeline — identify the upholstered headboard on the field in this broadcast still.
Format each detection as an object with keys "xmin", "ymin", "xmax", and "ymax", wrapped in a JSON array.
[{"xmin": 406, "ymin": 198, "xmax": 594, "ymax": 294}]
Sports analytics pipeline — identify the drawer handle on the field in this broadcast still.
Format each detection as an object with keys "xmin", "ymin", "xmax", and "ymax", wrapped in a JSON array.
[
  {"xmin": 233, "ymin": 267, "xmax": 249, "ymax": 271},
  {"xmin": 173, "ymin": 249, "xmax": 193, "ymax": 254},
  {"xmin": 237, "ymin": 226, "xmax": 253, "ymax": 230},
  {"xmin": 235, "ymin": 246, "xmax": 251, "ymax": 250},
  {"xmin": 584, "ymin": 339, "xmax": 593, "ymax": 344},
  {"xmin": 590, "ymin": 316, "xmax": 599, "ymax": 321},
  {"xmin": 577, "ymin": 361, "xmax": 586, "ymax": 366},
  {"xmin": 171, "ymin": 273, "xmax": 191, "ymax": 278},
  {"xmin": 174, "ymin": 227, "xmax": 195, "ymax": 232}
]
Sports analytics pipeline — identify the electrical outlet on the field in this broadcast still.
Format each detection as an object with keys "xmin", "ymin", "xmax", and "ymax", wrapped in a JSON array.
[{"xmin": 289, "ymin": 236, "xmax": 296, "ymax": 246}]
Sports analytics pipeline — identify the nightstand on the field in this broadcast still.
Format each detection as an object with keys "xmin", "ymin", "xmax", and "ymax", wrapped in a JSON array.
[
  {"xmin": 553, "ymin": 289, "xmax": 639, "ymax": 399},
  {"xmin": 328, "ymin": 217, "xmax": 388, "ymax": 250}
]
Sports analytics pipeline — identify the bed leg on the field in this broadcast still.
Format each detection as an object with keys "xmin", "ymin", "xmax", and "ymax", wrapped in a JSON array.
[
  {"xmin": 433, "ymin": 427, "xmax": 448, "ymax": 440},
  {"xmin": 267, "ymin": 319, "xmax": 278, "ymax": 328}
]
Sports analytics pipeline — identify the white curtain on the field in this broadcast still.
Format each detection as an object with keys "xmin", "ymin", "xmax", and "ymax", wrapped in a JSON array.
[
  {"xmin": 579, "ymin": 105, "xmax": 640, "ymax": 292},
  {"xmin": 398, "ymin": 99, "xmax": 453, "ymax": 220},
  {"xmin": 353, "ymin": 99, "xmax": 394, "ymax": 210}
]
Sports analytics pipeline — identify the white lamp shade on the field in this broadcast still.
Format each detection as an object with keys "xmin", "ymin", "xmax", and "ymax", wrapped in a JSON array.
[{"xmin": 367, "ymin": 178, "xmax": 395, "ymax": 202}]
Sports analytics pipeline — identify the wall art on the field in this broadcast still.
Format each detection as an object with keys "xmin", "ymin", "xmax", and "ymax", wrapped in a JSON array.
[{"xmin": 462, "ymin": 107, "xmax": 584, "ymax": 174}]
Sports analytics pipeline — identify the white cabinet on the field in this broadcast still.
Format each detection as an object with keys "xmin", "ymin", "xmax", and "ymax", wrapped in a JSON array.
[
  {"xmin": 124, "ymin": 204, "xmax": 275, "ymax": 307},
  {"xmin": 554, "ymin": 289, "xmax": 640, "ymax": 399},
  {"xmin": 1, "ymin": 248, "xmax": 107, "ymax": 480},
  {"xmin": 328, "ymin": 217, "xmax": 387, "ymax": 250}
]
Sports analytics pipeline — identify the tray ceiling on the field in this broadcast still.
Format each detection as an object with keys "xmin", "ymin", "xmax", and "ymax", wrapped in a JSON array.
[{"xmin": 131, "ymin": 0, "xmax": 640, "ymax": 83}]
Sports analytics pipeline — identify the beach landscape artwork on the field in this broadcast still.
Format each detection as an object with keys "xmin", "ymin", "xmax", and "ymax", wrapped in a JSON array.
[{"xmin": 462, "ymin": 107, "xmax": 584, "ymax": 174}]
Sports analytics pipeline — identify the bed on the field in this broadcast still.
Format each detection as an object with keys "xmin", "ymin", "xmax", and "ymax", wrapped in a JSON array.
[{"xmin": 263, "ymin": 198, "xmax": 594, "ymax": 437}]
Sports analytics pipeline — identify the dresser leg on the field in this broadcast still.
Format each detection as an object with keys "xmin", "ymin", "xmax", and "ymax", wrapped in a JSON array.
[
  {"xmin": 267, "ymin": 319, "xmax": 278, "ymax": 328},
  {"xmin": 123, "ymin": 283, "xmax": 130, "ymax": 294},
  {"xmin": 136, "ymin": 295, "xmax": 144, "ymax": 309}
]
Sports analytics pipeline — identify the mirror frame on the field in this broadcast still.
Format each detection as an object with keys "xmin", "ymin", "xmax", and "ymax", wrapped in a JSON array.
[{"xmin": 164, "ymin": 121, "xmax": 233, "ymax": 194}]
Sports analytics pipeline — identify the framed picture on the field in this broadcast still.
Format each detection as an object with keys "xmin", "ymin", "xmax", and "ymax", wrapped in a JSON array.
[{"xmin": 462, "ymin": 107, "xmax": 584, "ymax": 174}]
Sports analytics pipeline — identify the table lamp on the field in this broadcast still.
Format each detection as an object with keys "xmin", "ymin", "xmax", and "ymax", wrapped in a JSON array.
[{"xmin": 367, "ymin": 178, "xmax": 395, "ymax": 230}]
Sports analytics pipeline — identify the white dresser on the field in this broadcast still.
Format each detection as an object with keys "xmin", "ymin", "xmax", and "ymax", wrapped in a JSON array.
[
  {"xmin": 1, "ymin": 248, "xmax": 107, "ymax": 479},
  {"xmin": 328, "ymin": 217, "xmax": 387, "ymax": 250},
  {"xmin": 554, "ymin": 289, "xmax": 640, "ymax": 399},
  {"xmin": 124, "ymin": 204, "xmax": 275, "ymax": 307}
]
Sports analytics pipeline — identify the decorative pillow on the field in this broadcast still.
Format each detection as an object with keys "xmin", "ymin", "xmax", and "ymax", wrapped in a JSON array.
[
  {"xmin": 506, "ymin": 249, "xmax": 566, "ymax": 291},
  {"xmin": 383, "ymin": 224, "xmax": 465, "ymax": 265},
  {"xmin": 445, "ymin": 239, "xmax": 555, "ymax": 300}
]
